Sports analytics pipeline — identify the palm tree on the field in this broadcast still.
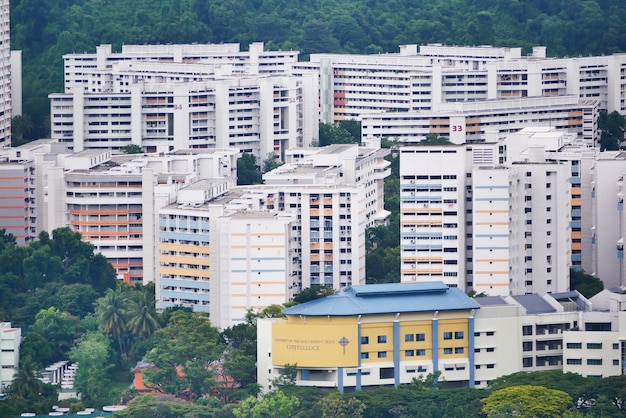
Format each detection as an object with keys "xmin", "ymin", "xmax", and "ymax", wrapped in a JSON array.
[
  {"xmin": 8, "ymin": 360, "xmax": 43, "ymax": 400},
  {"xmin": 95, "ymin": 286, "xmax": 132, "ymax": 358},
  {"xmin": 127, "ymin": 287, "xmax": 160, "ymax": 339}
]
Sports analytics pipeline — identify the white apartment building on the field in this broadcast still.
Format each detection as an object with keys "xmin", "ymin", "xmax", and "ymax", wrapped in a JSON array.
[
  {"xmin": 0, "ymin": 0, "xmax": 10, "ymax": 148},
  {"xmin": 0, "ymin": 322, "xmax": 20, "ymax": 392},
  {"xmin": 400, "ymin": 129, "xmax": 572, "ymax": 295},
  {"xmin": 63, "ymin": 42, "xmax": 298, "ymax": 92},
  {"xmin": 399, "ymin": 145, "xmax": 470, "ymax": 288},
  {"xmin": 212, "ymin": 211, "xmax": 297, "ymax": 327},
  {"xmin": 156, "ymin": 144, "xmax": 390, "ymax": 327},
  {"xmin": 591, "ymin": 152, "xmax": 626, "ymax": 289},
  {"xmin": 293, "ymin": 44, "xmax": 626, "ymax": 124},
  {"xmin": 472, "ymin": 161, "xmax": 571, "ymax": 296},
  {"xmin": 50, "ymin": 74, "xmax": 317, "ymax": 162},
  {"xmin": 263, "ymin": 143, "xmax": 391, "ymax": 228},
  {"xmin": 51, "ymin": 42, "xmax": 317, "ymax": 162},
  {"xmin": 361, "ymin": 95, "xmax": 598, "ymax": 145},
  {"xmin": 157, "ymin": 183, "xmax": 365, "ymax": 329},
  {"xmin": 44, "ymin": 149, "xmax": 238, "ymax": 285}
]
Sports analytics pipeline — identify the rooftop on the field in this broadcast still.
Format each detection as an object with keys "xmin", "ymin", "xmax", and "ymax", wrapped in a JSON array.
[
  {"xmin": 511, "ymin": 294, "xmax": 557, "ymax": 314},
  {"xmin": 283, "ymin": 282, "xmax": 480, "ymax": 317}
]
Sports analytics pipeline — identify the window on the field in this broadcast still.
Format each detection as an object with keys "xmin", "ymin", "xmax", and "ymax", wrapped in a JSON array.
[
  {"xmin": 443, "ymin": 348, "xmax": 453, "ymax": 355},
  {"xmin": 587, "ymin": 359, "xmax": 602, "ymax": 365},
  {"xmin": 378, "ymin": 351, "xmax": 387, "ymax": 359},
  {"xmin": 614, "ymin": 359, "xmax": 620, "ymax": 366},
  {"xmin": 486, "ymin": 331, "xmax": 495, "ymax": 336},
  {"xmin": 379, "ymin": 367, "xmax": 394, "ymax": 379},
  {"xmin": 455, "ymin": 347, "xmax": 465, "ymax": 354},
  {"xmin": 443, "ymin": 332, "xmax": 453, "ymax": 340},
  {"xmin": 405, "ymin": 334, "xmax": 414, "ymax": 342},
  {"xmin": 416, "ymin": 333, "xmax": 426, "ymax": 341},
  {"xmin": 378, "ymin": 335, "xmax": 387, "ymax": 344},
  {"xmin": 567, "ymin": 359, "xmax": 582, "ymax": 365},
  {"xmin": 361, "ymin": 336, "xmax": 369, "ymax": 345},
  {"xmin": 455, "ymin": 331, "xmax": 464, "ymax": 339},
  {"xmin": 523, "ymin": 342, "xmax": 533, "ymax": 351},
  {"xmin": 416, "ymin": 349, "xmax": 426, "ymax": 356},
  {"xmin": 486, "ymin": 347, "xmax": 495, "ymax": 352},
  {"xmin": 587, "ymin": 343, "xmax": 602, "ymax": 349},
  {"xmin": 613, "ymin": 343, "xmax": 619, "ymax": 350},
  {"xmin": 405, "ymin": 350, "xmax": 414, "ymax": 357},
  {"xmin": 566, "ymin": 342, "xmax": 582, "ymax": 349},
  {"xmin": 523, "ymin": 358, "xmax": 533, "ymax": 368},
  {"xmin": 361, "ymin": 352, "xmax": 369, "ymax": 359},
  {"xmin": 486, "ymin": 364, "xmax": 495, "ymax": 369}
]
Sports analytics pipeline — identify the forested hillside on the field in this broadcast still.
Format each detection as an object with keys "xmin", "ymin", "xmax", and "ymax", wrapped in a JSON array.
[{"xmin": 10, "ymin": 0, "xmax": 626, "ymax": 141}]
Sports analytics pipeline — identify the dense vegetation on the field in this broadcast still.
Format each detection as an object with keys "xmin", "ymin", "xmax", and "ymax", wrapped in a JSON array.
[{"xmin": 10, "ymin": 0, "xmax": 626, "ymax": 143}]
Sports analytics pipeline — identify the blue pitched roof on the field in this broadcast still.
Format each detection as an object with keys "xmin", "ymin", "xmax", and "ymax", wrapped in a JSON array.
[{"xmin": 283, "ymin": 282, "xmax": 480, "ymax": 316}]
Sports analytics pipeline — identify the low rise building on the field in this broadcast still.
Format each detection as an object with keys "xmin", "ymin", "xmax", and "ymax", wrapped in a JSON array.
[
  {"xmin": 258, "ymin": 283, "xmax": 626, "ymax": 392},
  {"xmin": 0, "ymin": 322, "xmax": 20, "ymax": 392}
]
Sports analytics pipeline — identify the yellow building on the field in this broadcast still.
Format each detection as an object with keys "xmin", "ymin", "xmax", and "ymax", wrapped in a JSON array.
[{"xmin": 257, "ymin": 282, "xmax": 480, "ymax": 392}]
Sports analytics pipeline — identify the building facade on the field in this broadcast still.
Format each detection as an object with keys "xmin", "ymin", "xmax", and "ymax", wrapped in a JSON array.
[
  {"xmin": 294, "ymin": 44, "xmax": 626, "ymax": 125},
  {"xmin": 44, "ymin": 149, "xmax": 238, "ymax": 286},
  {"xmin": 258, "ymin": 283, "xmax": 626, "ymax": 392},
  {"xmin": 361, "ymin": 96, "xmax": 598, "ymax": 145},
  {"xmin": 0, "ymin": 0, "xmax": 10, "ymax": 148},
  {"xmin": 399, "ymin": 129, "xmax": 573, "ymax": 295},
  {"xmin": 0, "ymin": 322, "xmax": 20, "ymax": 392},
  {"xmin": 257, "ymin": 282, "xmax": 480, "ymax": 392}
]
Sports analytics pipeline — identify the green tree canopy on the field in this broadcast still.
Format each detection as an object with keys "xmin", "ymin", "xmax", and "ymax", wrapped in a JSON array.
[
  {"xmin": 570, "ymin": 269, "xmax": 603, "ymax": 298},
  {"xmin": 144, "ymin": 310, "xmax": 223, "ymax": 401},
  {"xmin": 233, "ymin": 390, "xmax": 300, "ymax": 418},
  {"xmin": 237, "ymin": 153, "xmax": 263, "ymax": 185},
  {"xmin": 482, "ymin": 385, "xmax": 571, "ymax": 418},
  {"xmin": 598, "ymin": 110, "xmax": 626, "ymax": 151}
]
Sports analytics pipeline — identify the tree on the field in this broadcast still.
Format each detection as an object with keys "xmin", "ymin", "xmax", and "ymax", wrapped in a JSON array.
[
  {"xmin": 32, "ymin": 306, "xmax": 80, "ymax": 361},
  {"xmin": 570, "ymin": 269, "xmax": 603, "ymax": 298},
  {"xmin": 419, "ymin": 134, "xmax": 454, "ymax": 145},
  {"xmin": 262, "ymin": 152, "xmax": 284, "ymax": 173},
  {"xmin": 237, "ymin": 153, "xmax": 263, "ymax": 185},
  {"xmin": 95, "ymin": 286, "xmax": 133, "ymax": 359},
  {"xmin": 292, "ymin": 286, "xmax": 336, "ymax": 303},
  {"xmin": 233, "ymin": 390, "xmax": 300, "ymax": 418},
  {"xmin": 318, "ymin": 392, "xmax": 366, "ymax": 418},
  {"xmin": 69, "ymin": 331, "xmax": 115, "ymax": 407},
  {"xmin": 489, "ymin": 371, "xmax": 589, "ymax": 398},
  {"xmin": 11, "ymin": 114, "xmax": 34, "ymax": 146},
  {"xmin": 598, "ymin": 110, "xmax": 626, "ymax": 151},
  {"xmin": 56, "ymin": 283, "xmax": 99, "ymax": 318},
  {"xmin": 318, "ymin": 122, "xmax": 358, "ymax": 147},
  {"xmin": 221, "ymin": 321, "xmax": 259, "ymax": 401},
  {"xmin": 127, "ymin": 284, "xmax": 160, "ymax": 340},
  {"xmin": 144, "ymin": 310, "xmax": 222, "ymax": 400},
  {"xmin": 482, "ymin": 385, "xmax": 571, "ymax": 418},
  {"xmin": 19, "ymin": 331, "xmax": 54, "ymax": 370},
  {"xmin": 121, "ymin": 144, "xmax": 144, "ymax": 154},
  {"xmin": 575, "ymin": 375, "xmax": 626, "ymax": 415},
  {"xmin": 270, "ymin": 364, "xmax": 297, "ymax": 389},
  {"xmin": 7, "ymin": 359, "xmax": 59, "ymax": 414}
]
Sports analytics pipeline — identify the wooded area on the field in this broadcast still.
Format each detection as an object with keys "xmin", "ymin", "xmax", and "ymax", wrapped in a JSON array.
[{"xmin": 10, "ymin": 0, "xmax": 626, "ymax": 142}]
